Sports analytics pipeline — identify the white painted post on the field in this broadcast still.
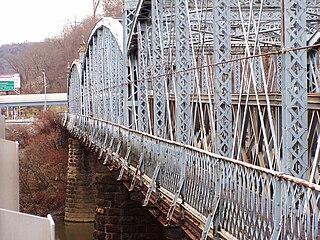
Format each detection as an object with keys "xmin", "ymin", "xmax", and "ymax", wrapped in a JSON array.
[{"xmin": 0, "ymin": 139, "xmax": 19, "ymax": 211}]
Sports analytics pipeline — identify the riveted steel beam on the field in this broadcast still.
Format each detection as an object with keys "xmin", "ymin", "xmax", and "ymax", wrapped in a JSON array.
[{"xmin": 281, "ymin": 0, "xmax": 308, "ymax": 179}]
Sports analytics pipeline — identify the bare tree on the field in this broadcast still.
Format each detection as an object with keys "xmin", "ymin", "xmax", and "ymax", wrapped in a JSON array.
[
  {"xmin": 93, "ymin": 0, "xmax": 101, "ymax": 19},
  {"xmin": 7, "ymin": 16, "xmax": 95, "ymax": 94},
  {"xmin": 102, "ymin": 0, "xmax": 122, "ymax": 17}
]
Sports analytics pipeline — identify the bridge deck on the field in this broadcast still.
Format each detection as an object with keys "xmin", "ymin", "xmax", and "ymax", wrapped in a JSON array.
[{"xmin": 0, "ymin": 93, "xmax": 67, "ymax": 107}]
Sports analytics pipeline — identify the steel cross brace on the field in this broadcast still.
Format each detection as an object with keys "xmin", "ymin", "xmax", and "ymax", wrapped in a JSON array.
[
  {"xmin": 129, "ymin": 151, "xmax": 144, "ymax": 191},
  {"xmin": 112, "ymin": 140, "xmax": 123, "ymax": 162},
  {"xmin": 117, "ymin": 145, "xmax": 132, "ymax": 180},
  {"xmin": 143, "ymin": 163, "xmax": 161, "ymax": 207},
  {"xmin": 63, "ymin": 115, "xmax": 68, "ymax": 126},
  {"xmin": 103, "ymin": 136, "xmax": 114, "ymax": 165},
  {"xmin": 166, "ymin": 148, "xmax": 186, "ymax": 223},
  {"xmin": 98, "ymin": 129, "xmax": 108, "ymax": 159},
  {"xmin": 200, "ymin": 196, "xmax": 221, "ymax": 240},
  {"xmin": 166, "ymin": 177, "xmax": 185, "ymax": 223}
]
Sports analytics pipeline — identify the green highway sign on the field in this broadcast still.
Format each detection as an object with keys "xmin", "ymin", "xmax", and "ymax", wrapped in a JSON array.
[{"xmin": 0, "ymin": 81, "xmax": 14, "ymax": 91}]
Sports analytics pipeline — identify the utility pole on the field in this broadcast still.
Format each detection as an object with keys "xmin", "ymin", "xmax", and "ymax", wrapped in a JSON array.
[{"xmin": 42, "ymin": 71, "xmax": 47, "ymax": 112}]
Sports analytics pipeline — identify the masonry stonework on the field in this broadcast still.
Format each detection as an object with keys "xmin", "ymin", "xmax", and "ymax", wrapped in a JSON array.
[
  {"xmin": 93, "ymin": 169, "xmax": 164, "ymax": 240},
  {"xmin": 65, "ymin": 137, "xmax": 95, "ymax": 222},
  {"xmin": 65, "ymin": 137, "xmax": 189, "ymax": 239}
]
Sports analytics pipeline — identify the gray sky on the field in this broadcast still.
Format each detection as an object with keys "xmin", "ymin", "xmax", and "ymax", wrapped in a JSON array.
[{"xmin": 0, "ymin": 0, "xmax": 94, "ymax": 45}]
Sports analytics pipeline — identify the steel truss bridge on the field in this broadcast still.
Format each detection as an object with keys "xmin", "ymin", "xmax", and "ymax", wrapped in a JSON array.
[{"xmin": 60, "ymin": 0, "xmax": 320, "ymax": 238}]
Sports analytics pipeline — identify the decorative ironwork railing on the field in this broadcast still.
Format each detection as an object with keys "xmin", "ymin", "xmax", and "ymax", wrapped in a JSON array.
[{"xmin": 59, "ymin": 112, "xmax": 320, "ymax": 239}]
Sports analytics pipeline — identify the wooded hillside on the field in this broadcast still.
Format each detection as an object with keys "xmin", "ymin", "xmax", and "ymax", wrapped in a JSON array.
[
  {"xmin": 0, "ymin": 0, "xmax": 122, "ymax": 94},
  {"xmin": 2, "ymin": 17, "xmax": 96, "ymax": 94},
  {"xmin": 0, "ymin": 43, "xmax": 31, "ymax": 74}
]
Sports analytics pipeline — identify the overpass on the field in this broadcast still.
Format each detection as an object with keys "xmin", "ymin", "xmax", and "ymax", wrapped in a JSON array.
[{"xmin": 0, "ymin": 93, "xmax": 67, "ymax": 107}]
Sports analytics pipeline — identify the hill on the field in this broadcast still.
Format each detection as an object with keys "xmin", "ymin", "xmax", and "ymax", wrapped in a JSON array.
[{"xmin": 0, "ymin": 43, "xmax": 32, "ymax": 74}]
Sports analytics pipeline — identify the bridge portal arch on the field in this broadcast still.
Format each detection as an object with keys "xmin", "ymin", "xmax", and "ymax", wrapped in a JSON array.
[{"xmin": 68, "ymin": 17, "xmax": 124, "ymax": 123}]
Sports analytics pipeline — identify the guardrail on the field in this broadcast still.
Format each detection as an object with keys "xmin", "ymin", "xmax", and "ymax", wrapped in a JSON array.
[{"xmin": 58, "ymin": 112, "xmax": 320, "ymax": 239}]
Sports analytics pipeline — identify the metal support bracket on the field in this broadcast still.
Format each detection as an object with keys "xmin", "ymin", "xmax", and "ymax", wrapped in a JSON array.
[
  {"xmin": 166, "ymin": 177, "xmax": 185, "ymax": 223},
  {"xmin": 112, "ymin": 140, "xmax": 122, "ymax": 162},
  {"xmin": 143, "ymin": 163, "xmax": 161, "ymax": 206},
  {"xmin": 88, "ymin": 125, "xmax": 96, "ymax": 148},
  {"xmin": 63, "ymin": 114, "xmax": 68, "ymax": 126},
  {"xmin": 129, "ymin": 152, "xmax": 144, "ymax": 191},
  {"xmin": 117, "ymin": 145, "xmax": 131, "ymax": 180},
  {"xmin": 103, "ymin": 136, "xmax": 114, "ymax": 165},
  {"xmin": 98, "ymin": 132, "xmax": 108, "ymax": 159},
  {"xmin": 200, "ymin": 196, "xmax": 220, "ymax": 240}
]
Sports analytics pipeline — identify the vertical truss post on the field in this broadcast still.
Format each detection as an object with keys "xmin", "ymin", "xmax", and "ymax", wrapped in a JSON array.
[
  {"xmin": 86, "ymin": 49, "xmax": 93, "ymax": 117},
  {"xmin": 106, "ymin": 30, "xmax": 112, "ymax": 122},
  {"xmin": 174, "ymin": 0, "xmax": 192, "ymax": 144},
  {"xmin": 92, "ymin": 35, "xmax": 98, "ymax": 117},
  {"xmin": 83, "ymin": 58, "xmax": 88, "ymax": 116},
  {"xmin": 123, "ymin": 0, "xmax": 138, "ymax": 127},
  {"xmin": 102, "ymin": 28, "xmax": 109, "ymax": 121},
  {"xmin": 152, "ymin": 0, "xmax": 166, "ymax": 138},
  {"xmin": 117, "ymin": 41, "xmax": 125, "ymax": 125},
  {"xmin": 111, "ymin": 32, "xmax": 119, "ymax": 124},
  {"xmin": 276, "ymin": 54, "xmax": 282, "ymax": 92},
  {"xmin": 129, "ymin": 53, "xmax": 139, "ymax": 129},
  {"xmin": 213, "ymin": 0, "xmax": 232, "ymax": 157},
  {"xmin": 104, "ymin": 31, "xmax": 112, "ymax": 122},
  {"xmin": 137, "ymin": 22, "xmax": 150, "ymax": 133},
  {"xmin": 233, "ymin": 58, "xmax": 241, "ymax": 94},
  {"xmin": 97, "ymin": 29, "xmax": 104, "ymax": 118},
  {"xmin": 281, "ymin": 0, "xmax": 308, "ymax": 179},
  {"xmin": 254, "ymin": 58, "xmax": 262, "ymax": 92}
]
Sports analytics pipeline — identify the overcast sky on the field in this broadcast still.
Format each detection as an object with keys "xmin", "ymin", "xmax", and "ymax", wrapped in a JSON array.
[{"xmin": 0, "ymin": 0, "xmax": 94, "ymax": 46}]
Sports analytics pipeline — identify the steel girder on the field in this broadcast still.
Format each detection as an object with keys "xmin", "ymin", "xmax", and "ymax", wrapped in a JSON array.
[
  {"xmin": 151, "ymin": 0, "xmax": 167, "ymax": 138},
  {"xmin": 123, "ymin": 0, "xmax": 139, "ymax": 127},
  {"xmin": 213, "ymin": 0, "xmax": 232, "ymax": 156},
  {"xmin": 281, "ymin": 0, "xmax": 308, "ymax": 179},
  {"xmin": 137, "ymin": 22, "xmax": 151, "ymax": 133},
  {"xmin": 174, "ymin": 0, "xmax": 192, "ymax": 144}
]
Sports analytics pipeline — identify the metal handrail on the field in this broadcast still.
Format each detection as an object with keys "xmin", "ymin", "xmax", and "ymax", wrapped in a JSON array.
[{"xmin": 58, "ymin": 112, "xmax": 320, "ymax": 239}]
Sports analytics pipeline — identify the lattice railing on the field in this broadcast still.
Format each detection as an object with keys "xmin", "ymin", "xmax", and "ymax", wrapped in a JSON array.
[{"xmin": 59, "ymin": 112, "xmax": 320, "ymax": 239}]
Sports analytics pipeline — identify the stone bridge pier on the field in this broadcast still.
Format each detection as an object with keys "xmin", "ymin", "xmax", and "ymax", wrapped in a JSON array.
[
  {"xmin": 65, "ymin": 137, "xmax": 188, "ymax": 240},
  {"xmin": 65, "ymin": 137, "xmax": 95, "ymax": 222}
]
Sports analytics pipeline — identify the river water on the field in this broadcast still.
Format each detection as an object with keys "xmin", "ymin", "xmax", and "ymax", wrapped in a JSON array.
[{"xmin": 55, "ymin": 221, "xmax": 94, "ymax": 240}]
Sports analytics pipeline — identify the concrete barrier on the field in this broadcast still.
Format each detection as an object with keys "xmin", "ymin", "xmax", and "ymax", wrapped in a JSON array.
[{"xmin": 0, "ymin": 208, "xmax": 55, "ymax": 240}]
